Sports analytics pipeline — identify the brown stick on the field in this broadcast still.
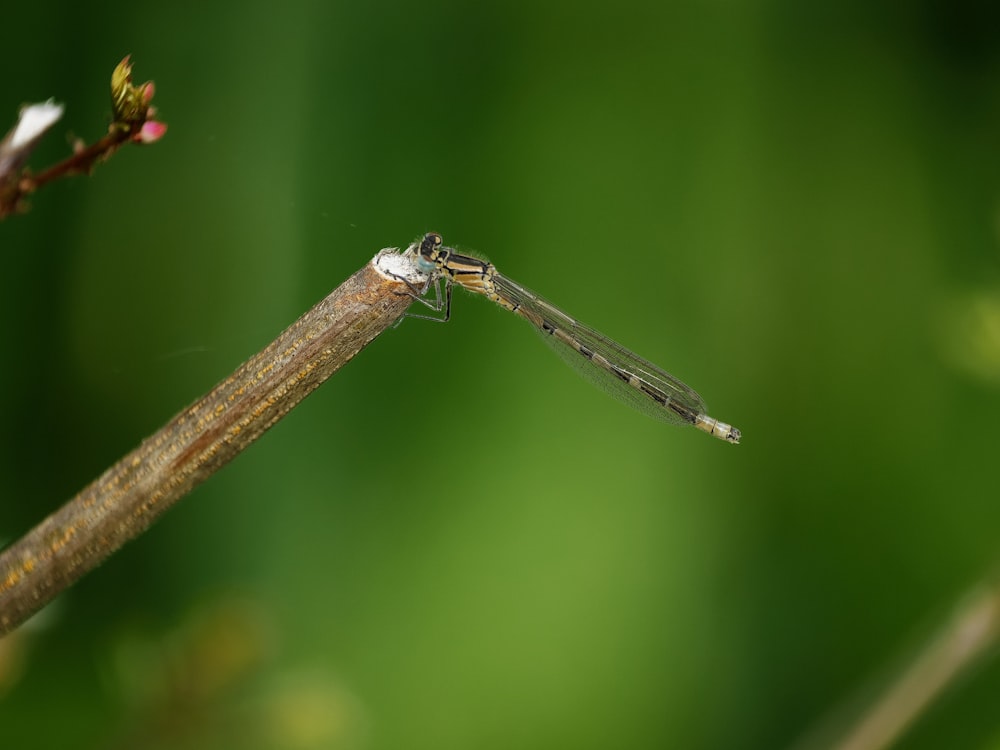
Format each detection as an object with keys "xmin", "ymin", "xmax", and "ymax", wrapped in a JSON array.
[
  {"xmin": 0, "ymin": 248, "xmax": 421, "ymax": 636},
  {"xmin": 830, "ymin": 579, "xmax": 1000, "ymax": 750},
  {"xmin": 793, "ymin": 575, "xmax": 1000, "ymax": 750}
]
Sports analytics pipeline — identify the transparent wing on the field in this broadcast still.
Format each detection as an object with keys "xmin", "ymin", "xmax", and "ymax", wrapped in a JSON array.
[{"xmin": 490, "ymin": 273, "xmax": 708, "ymax": 427}]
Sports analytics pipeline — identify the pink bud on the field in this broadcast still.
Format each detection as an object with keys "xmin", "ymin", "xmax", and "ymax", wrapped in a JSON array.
[{"xmin": 135, "ymin": 120, "xmax": 167, "ymax": 144}]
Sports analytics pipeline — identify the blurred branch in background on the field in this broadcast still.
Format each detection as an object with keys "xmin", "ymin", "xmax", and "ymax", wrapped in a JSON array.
[
  {"xmin": 795, "ymin": 574, "xmax": 1000, "ymax": 750},
  {"xmin": 0, "ymin": 247, "xmax": 425, "ymax": 636},
  {"xmin": 0, "ymin": 55, "xmax": 165, "ymax": 220}
]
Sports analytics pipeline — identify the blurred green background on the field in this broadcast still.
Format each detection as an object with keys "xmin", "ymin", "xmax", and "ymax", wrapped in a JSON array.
[{"xmin": 2, "ymin": 1, "xmax": 1000, "ymax": 749}]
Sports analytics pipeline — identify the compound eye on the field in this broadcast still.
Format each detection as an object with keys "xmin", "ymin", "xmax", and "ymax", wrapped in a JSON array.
[{"xmin": 420, "ymin": 232, "xmax": 443, "ymax": 257}]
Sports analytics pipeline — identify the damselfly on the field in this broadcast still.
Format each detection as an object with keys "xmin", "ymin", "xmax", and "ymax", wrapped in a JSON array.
[{"xmin": 405, "ymin": 233, "xmax": 740, "ymax": 444}]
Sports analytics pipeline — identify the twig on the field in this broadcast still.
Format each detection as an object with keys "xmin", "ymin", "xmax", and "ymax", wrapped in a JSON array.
[
  {"xmin": 26, "ymin": 129, "xmax": 133, "ymax": 188},
  {"xmin": 0, "ymin": 246, "xmax": 425, "ymax": 636},
  {"xmin": 0, "ymin": 55, "xmax": 166, "ymax": 220},
  {"xmin": 794, "ymin": 575, "xmax": 1000, "ymax": 750}
]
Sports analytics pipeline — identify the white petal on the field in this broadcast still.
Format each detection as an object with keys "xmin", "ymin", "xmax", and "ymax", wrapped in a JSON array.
[{"xmin": 11, "ymin": 99, "xmax": 64, "ymax": 149}]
